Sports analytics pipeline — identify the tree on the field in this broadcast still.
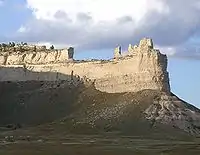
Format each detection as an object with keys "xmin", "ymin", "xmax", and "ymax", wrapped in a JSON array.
[
  {"xmin": 2, "ymin": 43, "xmax": 6, "ymax": 48},
  {"xmin": 33, "ymin": 46, "xmax": 36, "ymax": 52},
  {"xmin": 1, "ymin": 43, "xmax": 7, "ymax": 52},
  {"xmin": 11, "ymin": 42, "xmax": 15, "ymax": 47},
  {"xmin": 50, "ymin": 45, "xmax": 54, "ymax": 50},
  {"xmin": 9, "ymin": 42, "xmax": 12, "ymax": 47}
]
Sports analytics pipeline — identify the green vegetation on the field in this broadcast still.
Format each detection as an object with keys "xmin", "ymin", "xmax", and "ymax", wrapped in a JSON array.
[
  {"xmin": 0, "ymin": 42, "xmax": 27, "ymax": 48},
  {"xmin": 0, "ymin": 42, "xmax": 28, "ymax": 53},
  {"xmin": 50, "ymin": 45, "xmax": 54, "ymax": 50},
  {"xmin": 0, "ymin": 136, "xmax": 200, "ymax": 155}
]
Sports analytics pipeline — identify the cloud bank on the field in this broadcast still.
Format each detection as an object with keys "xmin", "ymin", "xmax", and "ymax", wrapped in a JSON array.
[{"xmin": 8, "ymin": 0, "xmax": 200, "ymax": 58}]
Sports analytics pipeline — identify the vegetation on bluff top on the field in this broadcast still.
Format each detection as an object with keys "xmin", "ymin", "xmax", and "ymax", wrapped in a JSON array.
[{"xmin": 0, "ymin": 42, "xmax": 56, "ymax": 53}]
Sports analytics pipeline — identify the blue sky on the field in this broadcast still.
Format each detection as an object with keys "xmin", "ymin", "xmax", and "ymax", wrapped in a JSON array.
[
  {"xmin": 0, "ymin": 0, "xmax": 31, "ymax": 37},
  {"xmin": 168, "ymin": 58, "xmax": 200, "ymax": 107},
  {"xmin": 0, "ymin": 0, "xmax": 200, "ymax": 108}
]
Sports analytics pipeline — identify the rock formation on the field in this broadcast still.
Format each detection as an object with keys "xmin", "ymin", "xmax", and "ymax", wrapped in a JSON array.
[
  {"xmin": 0, "ymin": 38, "xmax": 200, "ymax": 139},
  {"xmin": 0, "ymin": 45, "xmax": 74, "ymax": 65},
  {"xmin": 114, "ymin": 46, "xmax": 122, "ymax": 58},
  {"xmin": 0, "ymin": 38, "xmax": 170, "ymax": 93}
]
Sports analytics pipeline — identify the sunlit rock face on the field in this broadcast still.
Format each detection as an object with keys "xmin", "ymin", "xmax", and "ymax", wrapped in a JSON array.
[
  {"xmin": 0, "ymin": 38, "xmax": 170, "ymax": 93},
  {"xmin": 0, "ymin": 45, "xmax": 74, "ymax": 65}
]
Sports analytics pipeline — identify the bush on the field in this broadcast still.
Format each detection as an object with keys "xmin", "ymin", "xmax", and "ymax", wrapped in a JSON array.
[{"xmin": 50, "ymin": 45, "xmax": 54, "ymax": 50}]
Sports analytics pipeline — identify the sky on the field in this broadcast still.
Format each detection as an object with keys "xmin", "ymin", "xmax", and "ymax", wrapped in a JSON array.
[{"xmin": 0, "ymin": 0, "xmax": 200, "ymax": 107}]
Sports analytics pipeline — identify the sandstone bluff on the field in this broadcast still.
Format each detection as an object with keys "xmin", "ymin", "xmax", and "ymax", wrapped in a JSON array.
[
  {"xmin": 0, "ymin": 38, "xmax": 170, "ymax": 93},
  {"xmin": 0, "ymin": 38, "xmax": 200, "ymax": 146}
]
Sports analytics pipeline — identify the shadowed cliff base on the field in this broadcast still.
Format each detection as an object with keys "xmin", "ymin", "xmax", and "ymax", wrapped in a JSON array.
[
  {"xmin": 0, "ymin": 67, "xmax": 200, "ymax": 139},
  {"xmin": 0, "ymin": 67, "xmax": 88, "ymax": 126}
]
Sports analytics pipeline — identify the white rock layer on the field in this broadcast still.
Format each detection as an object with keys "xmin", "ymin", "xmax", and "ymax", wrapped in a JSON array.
[{"xmin": 0, "ymin": 38, "xmax": 170, "ymax": 93}]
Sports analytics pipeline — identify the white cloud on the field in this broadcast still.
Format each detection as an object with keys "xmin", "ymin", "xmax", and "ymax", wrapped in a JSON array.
[
  {"xmin": 26, "ymin": 0, "xmax": 167, "ymax": 23},
  {"xmin": 35, "ymin": 42, "xmax": 73, "ymax": 49},
  {"xmin": 9, "ymin": 0, "xmax": 200, "ymax": 59},
  {"xmin": 17, "ymin": 26, "xmax": 28, "ymax": 33},
  {"xmin": 156, "ymin": 46, "xmax": 177, "ymax": 56}
]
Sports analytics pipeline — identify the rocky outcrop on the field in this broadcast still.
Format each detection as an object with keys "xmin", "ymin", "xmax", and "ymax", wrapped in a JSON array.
[
  {"xmin": 0, "ymin": 38, "xmax": 170, "ymax": 93},
  {"xmin": 114, "ymin": 46, "xmax": 122, "ymax": 58},
  {"xmin": 0, "ymin": 46, "xmax": 74, "ymax": 65},
  {"xmin": 144, "ymin": 93, "xmax": 200, "ymax": 135},
  {"xmin": 0, "ymin": 40, "xmax": 199, "ymax": 137}
]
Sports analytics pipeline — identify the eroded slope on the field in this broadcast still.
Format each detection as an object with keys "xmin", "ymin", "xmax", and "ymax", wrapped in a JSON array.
[{"xmin": 0, "ymin": 79, "xmax": 200, "ymax": 137}]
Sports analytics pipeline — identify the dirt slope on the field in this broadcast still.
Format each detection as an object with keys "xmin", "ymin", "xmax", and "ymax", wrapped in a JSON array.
[{"xmin": 0, "ymin": 78, "xmax": 200, "ymax": 138}]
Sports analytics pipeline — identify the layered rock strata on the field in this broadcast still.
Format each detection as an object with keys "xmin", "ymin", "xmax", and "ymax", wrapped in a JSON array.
[
  {"xmin": 0, "ymin": 38, "xmax": 170, "ymax": 93},
  {"xmin": 0, "ymin": 46, "xmax": 74, "ymax": 65}
]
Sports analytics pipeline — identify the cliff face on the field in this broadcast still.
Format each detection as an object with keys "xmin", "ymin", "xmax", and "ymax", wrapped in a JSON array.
[
  {"xmin": 0, "ymin": 38, "xmax": 170, "ymax": 93},
  {"xmin": 0, "ymin": 46, "xmax": 74, "ymax": 65},
  {"xmin": 1, "ymin": 39, "xmax": 200, "ymax": 139}
]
